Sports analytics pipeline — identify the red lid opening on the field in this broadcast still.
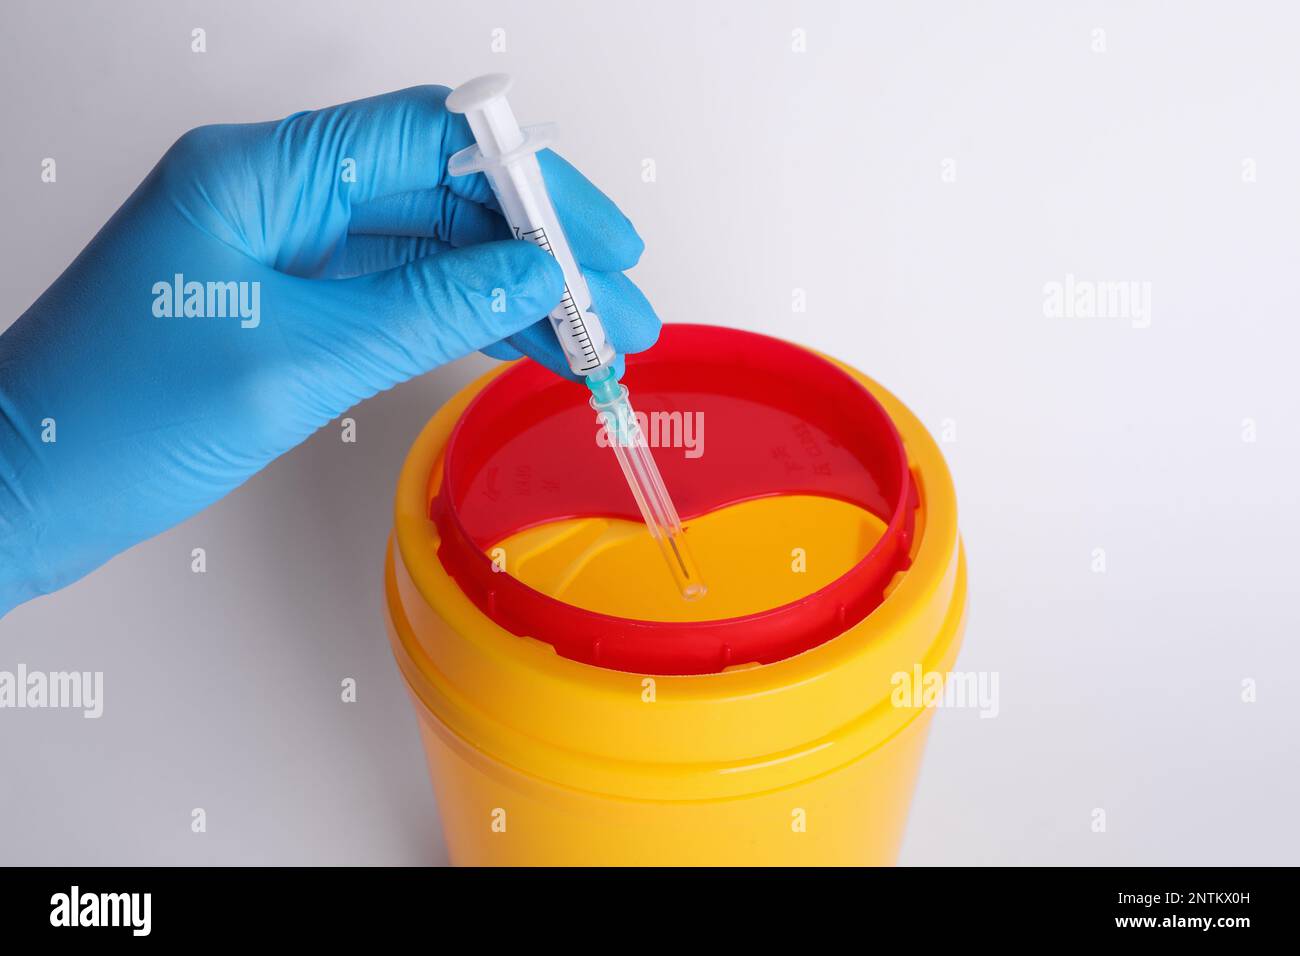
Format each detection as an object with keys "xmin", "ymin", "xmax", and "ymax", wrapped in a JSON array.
[{"xmin": 430, "ymin": 324, "xmax": 917, "ymax": 675}]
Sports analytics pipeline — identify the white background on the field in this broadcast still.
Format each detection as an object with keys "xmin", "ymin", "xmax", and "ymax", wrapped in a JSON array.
[{"xmin": 1, "ymin": 0, "xmax": 1297, "ymax": 864}]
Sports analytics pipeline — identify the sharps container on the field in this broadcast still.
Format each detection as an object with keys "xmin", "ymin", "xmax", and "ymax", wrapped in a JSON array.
[{"xmin": 384, "ymin": 324, "xmax": 966, "ymax": 865}]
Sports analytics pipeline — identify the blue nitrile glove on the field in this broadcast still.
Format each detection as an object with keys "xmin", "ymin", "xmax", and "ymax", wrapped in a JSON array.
[{"xmin": 0, "ymin": 86, "xmax": 659, "ymax": 615}]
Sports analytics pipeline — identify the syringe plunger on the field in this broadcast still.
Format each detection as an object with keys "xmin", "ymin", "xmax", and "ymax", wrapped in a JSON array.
[{"xmin": 447, "ymin": 75, "xmax": 526, "ymax": 157}]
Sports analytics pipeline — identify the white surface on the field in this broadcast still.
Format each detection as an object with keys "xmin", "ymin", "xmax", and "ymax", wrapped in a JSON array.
[{"xmin": 1, "ymin": 0, "xmax": 1297, "ymax": 865}]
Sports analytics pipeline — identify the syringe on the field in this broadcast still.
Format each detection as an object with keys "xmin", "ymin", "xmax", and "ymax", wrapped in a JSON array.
[{"xmin": 446, "ymin": 74, "xmax": 706, "ymax": 601}]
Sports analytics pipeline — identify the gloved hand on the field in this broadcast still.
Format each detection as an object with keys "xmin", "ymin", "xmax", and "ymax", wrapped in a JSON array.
[{"xmin": 0, "ymin": 85, "xmax": 658, "ymax": 615}]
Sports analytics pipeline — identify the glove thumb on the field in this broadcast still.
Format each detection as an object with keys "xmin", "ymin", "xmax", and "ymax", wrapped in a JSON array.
[{"xmin": 308, "ymin": 240, "xmax": 563, "ymax": 392}]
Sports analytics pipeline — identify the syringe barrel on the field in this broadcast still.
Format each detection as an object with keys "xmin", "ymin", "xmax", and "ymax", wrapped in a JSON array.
[
  {"xmin": 446, "ymin": 75, "xmax": 616, "ymax": 377},
  {"xmin": 485, "ymin": 155, "xmax": 614, "ymax": 376}
]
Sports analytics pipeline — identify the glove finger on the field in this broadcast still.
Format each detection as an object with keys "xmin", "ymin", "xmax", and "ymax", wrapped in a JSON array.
[
  {"xmin": 481, "ymin": 340, "xmax": 525, "ymax": 361},
  {"xmin": 276, "ymin": 85, "xmax": 483, "ymax": 205},
  {"xmin": 446, "ymin": 149, "xmax": 645, "ymax": 272},
  {"xmin": 356, "ymin": 151, "xmax": 643, "ymax": 273},
  {"xmin": 503, "ymin": 269, "xmax": 659, "ymax": 382},
  {"xmin": 328, "ymin": 234, "xmax": 451, "ymax": 278},
  {"xmin": 314, "ymin": 240, "xmax": 564, "ymax": 389},
  {"xmin": 273, "ymin": 87, "xmax": 644, "ymax": 272},
  {"xmin": 348, "ymin": 189, "xmax": 512, "ymax": 246}
]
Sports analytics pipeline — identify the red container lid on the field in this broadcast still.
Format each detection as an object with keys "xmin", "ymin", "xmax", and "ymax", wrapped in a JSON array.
[{"xmin": 430, "ymin": 324, "xmax": 917, "ymax": 675}]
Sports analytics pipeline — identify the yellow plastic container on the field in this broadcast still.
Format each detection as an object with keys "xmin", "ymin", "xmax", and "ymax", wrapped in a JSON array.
[{"xmin": 385, "ymin": 325, "xmax": 965, "ymax": 865}]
